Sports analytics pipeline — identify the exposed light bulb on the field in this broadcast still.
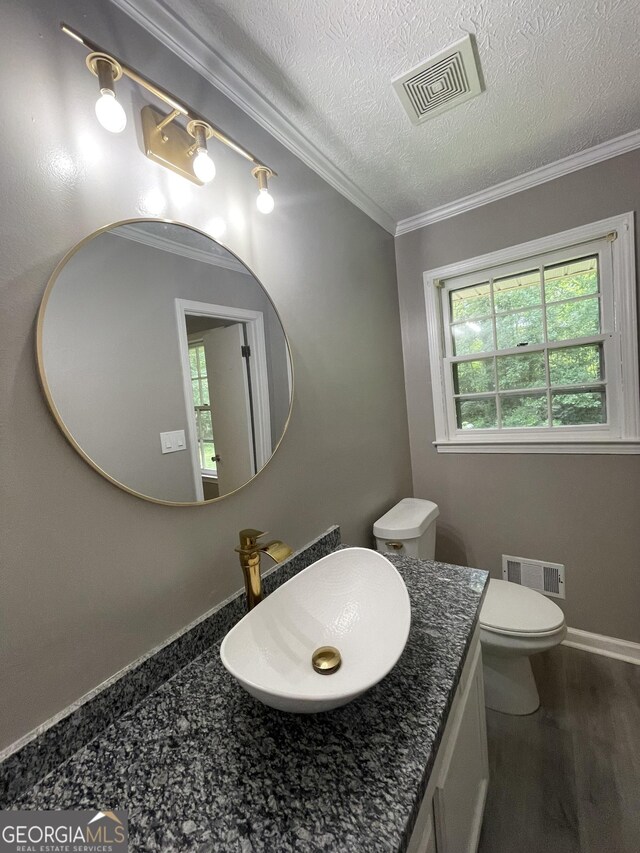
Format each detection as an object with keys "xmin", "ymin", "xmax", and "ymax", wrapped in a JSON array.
[
  {"xmin": 256, "ymin": 188, "xmax": 275, "ymax": 214},
  {"xmin": 95, "ymin": 90, "xmax": 126, "ymax": 133},
  {"xmin": 193, "ymin": 149, "xmax": 216, "ymax": 183}
]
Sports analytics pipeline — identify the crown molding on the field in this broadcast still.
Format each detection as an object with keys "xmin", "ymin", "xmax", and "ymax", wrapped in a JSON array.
[
  {"xmin": 107, "ymin": 0, "xmax": 397, "ymax": 234},
  {"xmin": 113, "ymin": 224, "xmax": 250, "ymax": 274},
  {"xmin": 396, "ymin": 128, "xmax": 640, "ymax": 236}
]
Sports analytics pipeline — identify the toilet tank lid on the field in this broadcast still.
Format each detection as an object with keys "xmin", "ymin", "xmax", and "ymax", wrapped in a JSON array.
[{"xmin": 374, "ymin": 498, "xmax": 439, "ymax": 539}]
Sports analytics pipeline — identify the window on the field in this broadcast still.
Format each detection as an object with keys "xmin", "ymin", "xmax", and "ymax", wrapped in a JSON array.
[
  {"xmin": 189, "ymin": 341, "xmax": 217, "ymax": 476},
  {"xmin": 424, "ymin": 214, "xmax": 640, "ymax": 453}
]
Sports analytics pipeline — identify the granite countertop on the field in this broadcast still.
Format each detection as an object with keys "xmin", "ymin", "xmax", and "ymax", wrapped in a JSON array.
[{"xmin": 8, "ymin": 554, "xmax": 488, "ymax": 852}]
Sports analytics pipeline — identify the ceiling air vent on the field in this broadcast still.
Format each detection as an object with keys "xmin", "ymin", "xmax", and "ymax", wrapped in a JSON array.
[{"xmin": 392, "ymin": 34, "xmax": 483, "ymax": 125}]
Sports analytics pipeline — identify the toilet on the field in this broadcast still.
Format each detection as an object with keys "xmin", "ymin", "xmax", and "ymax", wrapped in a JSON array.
[{"xmin": 373, "ymin": 498, "xmax": 567, "ymax": 716}]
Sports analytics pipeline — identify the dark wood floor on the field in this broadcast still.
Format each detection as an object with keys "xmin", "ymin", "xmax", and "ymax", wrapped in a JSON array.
[{"xmin": 478, "ymin": 646, "xmax": 640, "ymax": 853}]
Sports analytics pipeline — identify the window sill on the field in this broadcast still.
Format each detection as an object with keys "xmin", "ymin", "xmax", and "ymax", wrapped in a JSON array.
[{"xmin": 434, "ymin": 440, "xmax": 640, "ymax": 454}]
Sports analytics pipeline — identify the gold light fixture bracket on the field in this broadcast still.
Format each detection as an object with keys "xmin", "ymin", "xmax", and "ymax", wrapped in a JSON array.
[
  {"xmin": 86, "ymin": 52, "xmax": 123, "ymax": 85},
  {"xmin": 252, "ymin": 165, "xmax": 274, "ymax": 190},
  {"xmin": 141, "ymin": 105, "xmax": 204, "ymax": 185},
  {"xmin": 186, "ymin": 119, "xmax": 214, "ymax": 150}
]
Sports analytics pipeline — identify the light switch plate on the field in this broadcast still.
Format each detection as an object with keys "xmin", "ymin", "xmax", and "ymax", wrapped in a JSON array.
[{"xmin": 160, "ymin": 430, "xmax": 187, "ymax": 454}]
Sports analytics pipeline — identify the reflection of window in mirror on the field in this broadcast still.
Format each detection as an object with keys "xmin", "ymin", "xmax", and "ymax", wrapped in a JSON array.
[{"xmin": 188, "ymin": 341, "xmax": 217, "ymax": 478}]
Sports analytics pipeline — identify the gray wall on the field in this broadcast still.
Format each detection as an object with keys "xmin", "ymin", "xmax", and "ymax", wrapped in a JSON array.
[
  {"xmin": 396, "ymin": 150, "xmax": 640, "ymax": 643},
  {"xmin": 42, "ymin": 231, "xmax": 289, "ymax": 502},
  {"xmin": 0, "ymin": 0, "xmax": 412, "ymax": 749}
]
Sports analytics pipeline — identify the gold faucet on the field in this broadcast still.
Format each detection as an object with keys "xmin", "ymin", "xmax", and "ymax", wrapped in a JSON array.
[{"xmin": 235, "ymin": 529, "xmax": 293, "ymax": 611}]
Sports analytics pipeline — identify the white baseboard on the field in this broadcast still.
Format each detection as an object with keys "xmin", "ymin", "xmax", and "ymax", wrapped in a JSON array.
[{"xmin": 563, "ymin": 627, "xmax": 640, "ymax": 665}]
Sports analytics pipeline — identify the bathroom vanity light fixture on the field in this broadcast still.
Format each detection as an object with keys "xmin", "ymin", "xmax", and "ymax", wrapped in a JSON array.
[{"xmin": 62, "ymin": 23, "xmax": 277, "ymax": 202}]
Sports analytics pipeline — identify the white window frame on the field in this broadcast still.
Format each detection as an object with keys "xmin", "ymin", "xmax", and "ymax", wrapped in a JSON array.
[{"xmin": 424, "ymin": 213, "xmax": 640, "ymax": 454}]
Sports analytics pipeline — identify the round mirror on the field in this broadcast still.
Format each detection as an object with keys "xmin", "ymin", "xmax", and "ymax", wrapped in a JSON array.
[{"xmin": 37, "ymin": 220, "xmax": 293, "ymax": 505}]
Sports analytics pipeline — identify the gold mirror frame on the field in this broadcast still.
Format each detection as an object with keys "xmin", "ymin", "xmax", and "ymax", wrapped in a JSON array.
[{"xmin": 36, "ymin": 218, "xmax": 294, "ymax": 507}]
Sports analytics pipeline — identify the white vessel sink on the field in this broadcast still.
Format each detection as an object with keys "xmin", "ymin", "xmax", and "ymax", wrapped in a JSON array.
[{"xmin": 220, "ymin": 547, "xmax": 411, "ymax": 713}]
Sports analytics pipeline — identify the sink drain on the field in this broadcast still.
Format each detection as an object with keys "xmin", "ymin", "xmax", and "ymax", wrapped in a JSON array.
[{"xmin": 312, "ymin": 646, "xmax": 342, "ymax": 675}]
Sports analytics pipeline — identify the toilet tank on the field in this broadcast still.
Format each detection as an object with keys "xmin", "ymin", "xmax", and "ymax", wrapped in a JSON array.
[{"xmin": 373, "ymin": 498, "xmax": 439, "ymax": 560}]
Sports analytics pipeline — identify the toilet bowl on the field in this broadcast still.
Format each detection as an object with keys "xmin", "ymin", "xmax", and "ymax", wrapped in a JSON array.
[
  {"xmin": 479, "ymin": 579, "xmax": 566, "ymax": 715},
  {"xmin": 373, "ymin": 499, "xmax": 567, "ymax": 716}
]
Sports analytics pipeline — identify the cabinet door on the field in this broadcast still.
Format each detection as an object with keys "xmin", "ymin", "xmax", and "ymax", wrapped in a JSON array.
[
  {"xmin": 433, "ymin": 643, "xmax": 488, "ymax": 853},
  {"xmin": 406, "ymin": 796, "xmax": 437, "ymax": 853}
]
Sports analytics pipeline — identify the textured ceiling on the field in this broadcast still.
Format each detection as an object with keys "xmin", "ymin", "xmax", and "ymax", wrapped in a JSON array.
[{"xmin": 125, "ymin": 0, "xmax": 640, "ymax": 223}]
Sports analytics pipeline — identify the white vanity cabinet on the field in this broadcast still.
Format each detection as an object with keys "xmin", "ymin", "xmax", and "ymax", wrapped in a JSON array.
[{"xmin": 407, "ymin": 632, "xmax": 488, "ymax": 853}]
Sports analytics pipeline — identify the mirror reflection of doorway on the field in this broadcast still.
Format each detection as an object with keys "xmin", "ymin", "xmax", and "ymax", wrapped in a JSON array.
[
  {"xmin": 176, "ymin": 299, "xmax": 272, "ymax": 501},
  {"xmin": 186, "ymin": 316, "xmax": 256, "ymax": 500}
]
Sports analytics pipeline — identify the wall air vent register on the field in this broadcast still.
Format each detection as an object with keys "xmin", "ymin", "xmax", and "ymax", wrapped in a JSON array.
[
  {"xmin": 502, "ymin": 554, "xmax": 566, "ymax": 599},
  {"xmin": 392, "ymin": 34, "xmax": 483, "ymax": 125}
]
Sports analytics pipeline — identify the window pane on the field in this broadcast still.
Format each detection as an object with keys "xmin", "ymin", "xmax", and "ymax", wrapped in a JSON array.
[
  {"xmin": 192, "ymin": 379, "xmax": 202, "ymax": 406},
  {"xmin": 199, "ymin": 409, "xmax": 213, "ymax": 441},
  {"xmin": 549, "ymin": 344, "xmax": 603, "ymax": 387},
  {"xmin": 497, "ymin": 352, "xmax": 546, "ymax": 390},
  {"xmin": 501, "ymin": 393, "xmax": 548, "ymax": 427},
  {"xmin": 202, "ymin": 440, "xmax": 217, "ymax": 472},
  {"xmin": 451, "ymin": 318, "xmax": 494, "ymax": 356},
  {"xmin": 494, "ymin": 270, "xmax": 541, "ymax": 313},
  {"xmin": 552, "ymin": 390, "xmax": 606, "ymax": 426},
  {"xmin": 189, "ymin": 347, "xmax": 198, "ymax": 379},
  {"xmin": 456, "ymin": 397, "xmax": 497, "ymax": 429},
  {"xmin": 201, "ymin": 380, "xmax": 210, "ymax": 406},
  {"xmin": 453, "ymin": 359, "xmax": 495, "ymax": 394},
  {"xmin": 544, "ymin": 256, "xmax": 598, "ymax": 303},
  {"xmin": 546, "ymin": 296, "xmax": 600, "ymax": 341},
  {"xmin": 496, "ymin": 308, "xmax": 544, "ymax": 350},
  {"xmin": 450, "ymin": 282, "xmax": 491, "ymax": 322},
  {"xmin": 198, "ymin": 346, "xmax": 207, "ymax": 376}
]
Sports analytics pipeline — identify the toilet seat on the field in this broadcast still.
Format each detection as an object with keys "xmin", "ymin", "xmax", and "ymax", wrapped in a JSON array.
[
  {"xmin": 481, "ymin": 623, "xmax": 565, "ymax": 639},
  {"xmin": 480, "ymin": 578, "xmax": 565, "ymax": 637}
]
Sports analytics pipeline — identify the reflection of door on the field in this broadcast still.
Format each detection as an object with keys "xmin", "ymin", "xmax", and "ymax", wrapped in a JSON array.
[
  {"xmin": 201, "ymin": 325, "xmax": 255, "ymax": 494},
  {"xmin": 176, "ymin": 298, "xmax": 273, "ymax": 501}
]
